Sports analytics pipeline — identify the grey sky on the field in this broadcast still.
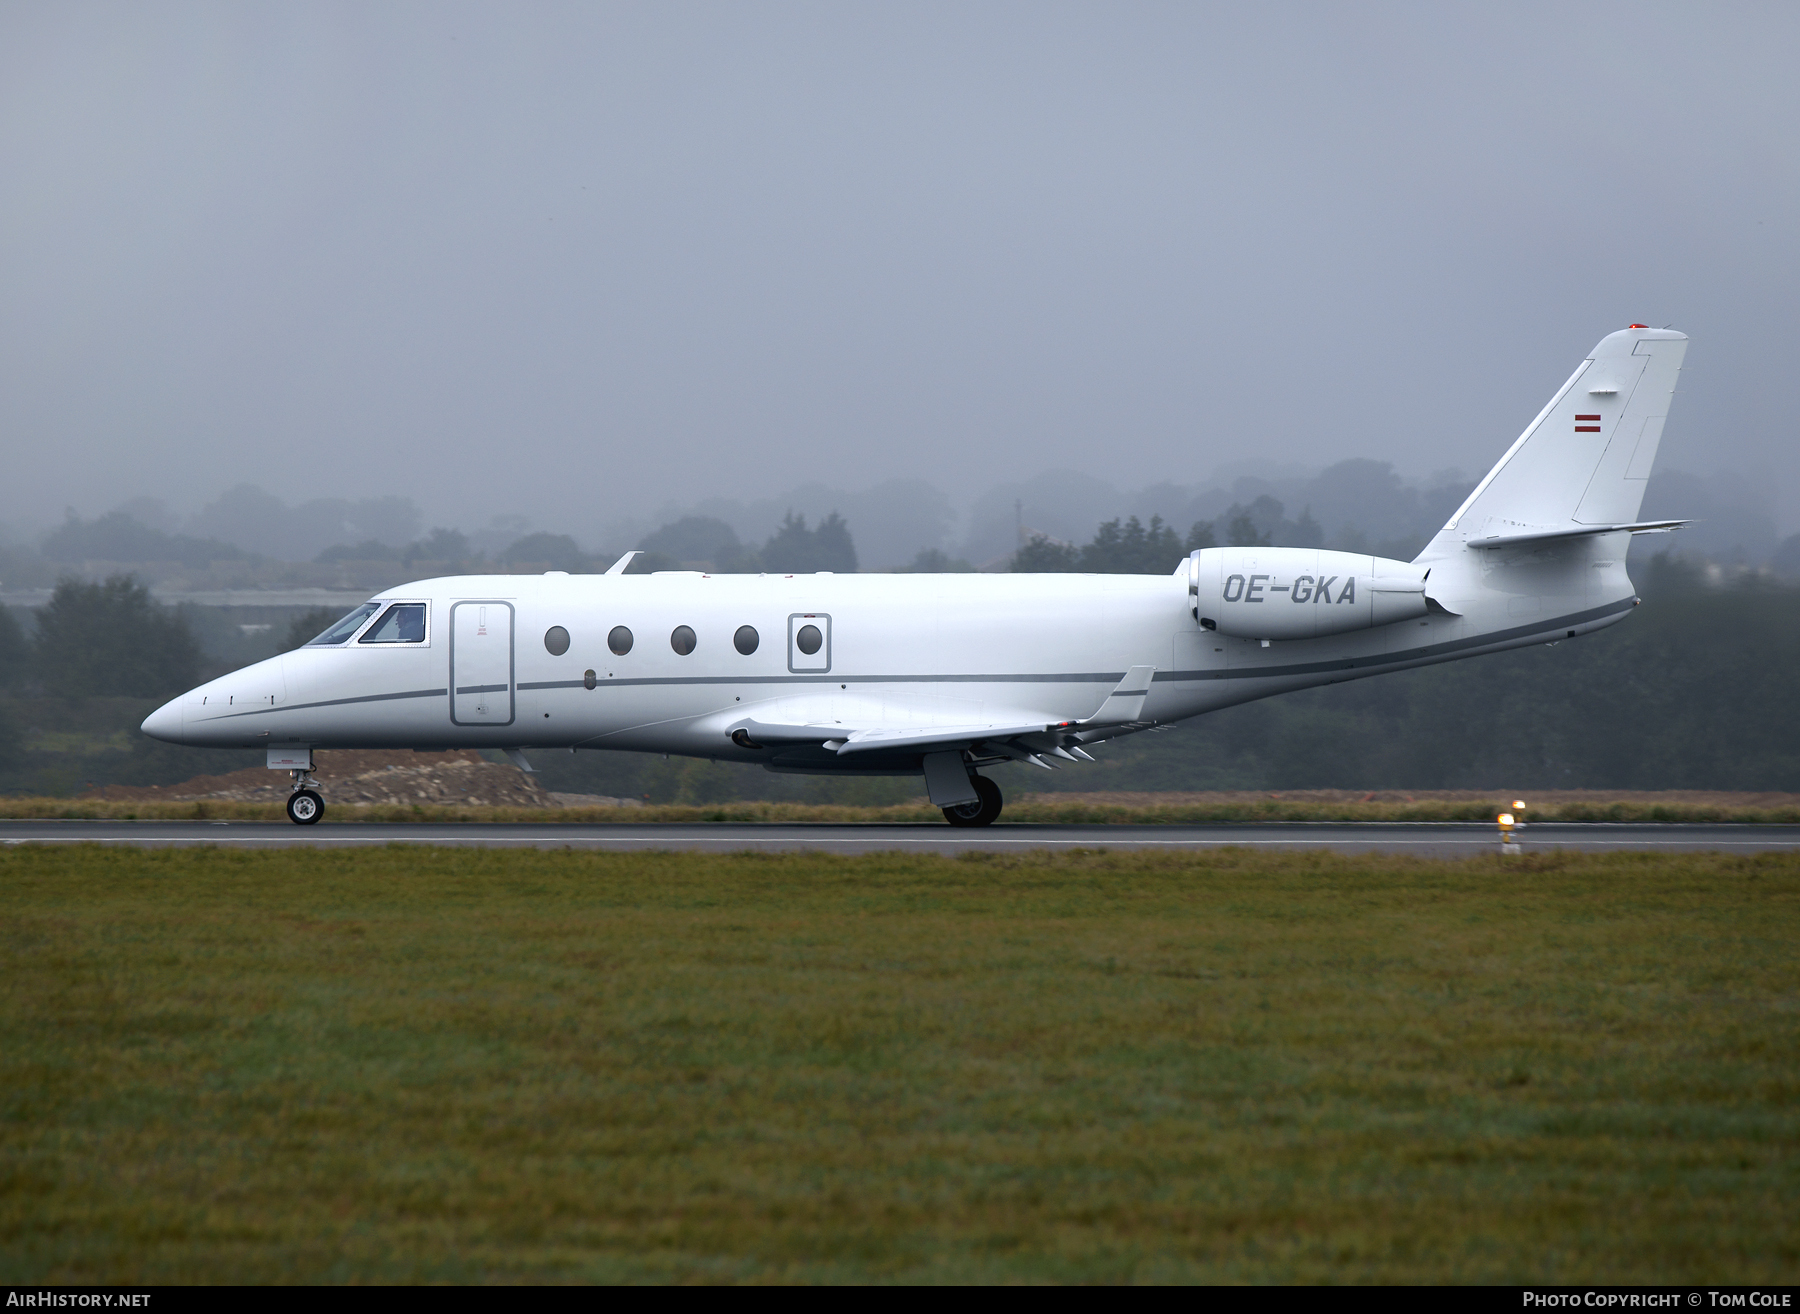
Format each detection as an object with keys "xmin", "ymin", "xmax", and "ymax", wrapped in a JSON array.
[{"xmin": 3, "ymin": 1, "xmax": 1797, "ymax": 547}]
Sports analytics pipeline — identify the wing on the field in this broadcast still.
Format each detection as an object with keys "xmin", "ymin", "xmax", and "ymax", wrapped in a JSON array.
[{"xmin": 722, "ymin": 666, "xmax": 1158, "ymax": 769}]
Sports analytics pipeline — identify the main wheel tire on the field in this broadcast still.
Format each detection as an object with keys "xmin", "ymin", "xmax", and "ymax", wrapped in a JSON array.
[
  {"xmin": 941, "ymin": 775, "xmax": 1002, "ymax": 827},
  {"xmin": 286, "ymin": 789, "xmax": 324, "ymax": 825}
]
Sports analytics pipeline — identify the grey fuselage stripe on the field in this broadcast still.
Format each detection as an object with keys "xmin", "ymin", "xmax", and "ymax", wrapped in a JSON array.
[
  {"xmin": 200, "ymin": 599, "xmax": 1632, "ymax": 722},
  {"xmin": 200, "ymin": 687, "xmax": 450, "ymax": 721},
  {"xmin": 516, "ymin": 671, "xmax": 1128, "ymax": 691}
]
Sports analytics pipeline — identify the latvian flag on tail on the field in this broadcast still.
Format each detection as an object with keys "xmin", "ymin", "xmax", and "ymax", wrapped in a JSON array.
[{"xmin": 1575, "ymin": 415, "xmax": 1601, "ymax": 432}]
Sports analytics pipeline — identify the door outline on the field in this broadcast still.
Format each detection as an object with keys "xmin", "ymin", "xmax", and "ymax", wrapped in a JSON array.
[
  {"xmin": 449, "ymin": 601, "xmax": 516, "ymax": 727},
  {"xmin": 787, "ymin": 612, "xmax": 831, "ymax": 674}
]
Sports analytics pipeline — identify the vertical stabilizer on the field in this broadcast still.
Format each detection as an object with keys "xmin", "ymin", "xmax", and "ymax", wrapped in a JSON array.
[{"xmin": 1431, "ymin": 327, "xmax": 1687, "ymax": 549}]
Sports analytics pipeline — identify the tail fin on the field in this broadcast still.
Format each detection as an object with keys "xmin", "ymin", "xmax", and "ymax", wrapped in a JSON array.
[{"xmin": 1433, "ymin": 327, "xmax": 1687, "ymax": 548}]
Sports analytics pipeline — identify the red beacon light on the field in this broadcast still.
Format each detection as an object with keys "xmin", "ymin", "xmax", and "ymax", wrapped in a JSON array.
[{"xmin": 1628, "ymin": 323, "xmax": 1649, "ymax": 329}]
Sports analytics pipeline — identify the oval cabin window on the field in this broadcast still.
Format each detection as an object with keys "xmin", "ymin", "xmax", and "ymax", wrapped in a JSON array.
[
  {"xmin": 544, "ymin": 626, "xmax": 570, "ymax": 656},
  {"xmin": 670, "ymin": 625, "xmax": 697, "ymax": 656},
  {"xmin": 608, "ymin": 626, "xmax": 633, "ymax": 656},
  {"xmin": 734, "ymin": 625, "xmax": 759, "ymax": 655},
  {"xmin": 796, "ymin": 624, "xmax": 823, "ymax": 656}
]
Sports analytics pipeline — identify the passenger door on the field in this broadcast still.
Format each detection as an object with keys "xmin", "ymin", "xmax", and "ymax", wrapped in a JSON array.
[{"xmin": 450, "ymin": 602, "xmax": 514, "ymax": 726}]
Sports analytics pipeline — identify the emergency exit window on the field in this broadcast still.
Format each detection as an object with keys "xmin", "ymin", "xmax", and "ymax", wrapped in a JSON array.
[{"xmin": 360, "ymin": 603, "xmax": 428, "ymax": 644}]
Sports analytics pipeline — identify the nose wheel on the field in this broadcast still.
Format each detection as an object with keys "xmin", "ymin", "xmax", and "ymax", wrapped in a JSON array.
[
  {"xmin": 286, "ymin": 790, "xmax": 324, "ymax": 824},
  {"xmin": 286, "ymin": 769, "xmax": 325, "ymax": 825}
]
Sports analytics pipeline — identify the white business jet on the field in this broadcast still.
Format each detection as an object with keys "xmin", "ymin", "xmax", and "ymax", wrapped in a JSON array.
[{"xmin": 144, "ymin": 325, "xmax": 1688, "ymax": 826}]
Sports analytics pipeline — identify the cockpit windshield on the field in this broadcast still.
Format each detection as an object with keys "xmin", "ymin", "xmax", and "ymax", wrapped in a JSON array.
[
  {"xmin": 359, "ymin": 603, "xmax": 427, "ymax": 644},
  {"xmin": 304, "ymin": 602, "xmax": 381, "ymax": 646}
]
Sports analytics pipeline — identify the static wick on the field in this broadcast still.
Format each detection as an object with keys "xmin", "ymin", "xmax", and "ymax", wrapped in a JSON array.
[{"xmin": 1498, "ymin": 798, "xmax": 1526, "ymax": 854}]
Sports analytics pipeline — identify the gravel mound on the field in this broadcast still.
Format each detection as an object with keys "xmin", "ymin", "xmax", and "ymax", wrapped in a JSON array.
[{"xmin": 86, "ymin": 749, "xmax": 642, "ymax": 809}]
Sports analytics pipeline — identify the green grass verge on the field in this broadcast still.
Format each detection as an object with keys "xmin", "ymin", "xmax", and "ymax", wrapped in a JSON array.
[
  {"xmin": 2, "ymin": 846, "xmax": 1796, "ymax": 1282},
  {"xmin": 5, "ymin": 796, "xmax": 1799, "ymax": 823}
]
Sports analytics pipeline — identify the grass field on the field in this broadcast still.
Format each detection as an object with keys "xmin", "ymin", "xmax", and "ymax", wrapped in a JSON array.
[{"xmin": 2, "ymin": 846, "xmax": 1796, "ymax": 1283}]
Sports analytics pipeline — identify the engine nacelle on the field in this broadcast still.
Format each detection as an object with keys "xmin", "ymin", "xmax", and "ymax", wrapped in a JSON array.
[{"xmin": 1187, "ymin": 547, "xmax": 1429, "ymax": 640}]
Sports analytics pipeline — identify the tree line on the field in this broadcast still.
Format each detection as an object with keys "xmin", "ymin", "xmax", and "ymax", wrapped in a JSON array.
[
  {"xmin": 529, "ymin": 556, "xmax": 1800, "ymax": 799},
  {"xmin": 0, "ymin": 577, "xmax": 202, "ymax": 700},
  {"xmin": 1011, "ymin": 556, "xmax": 1800, "ymax": 792},
  {"xmin": 4, "ymin": 557, "xmax": 1797, "ymax": 797},
  {"xmin": 1011, "ymin": 497, "xmax": 1336, "ymax": 574},
  {"xmin": 635, "ymin": 511, "xmax": 859, "ymax": 573}
]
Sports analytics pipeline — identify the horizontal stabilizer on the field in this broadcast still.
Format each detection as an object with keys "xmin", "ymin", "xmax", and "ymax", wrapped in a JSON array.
[{"xmin": 1470, "ymin": 519, "xmax": 1688, "ymax": 548}]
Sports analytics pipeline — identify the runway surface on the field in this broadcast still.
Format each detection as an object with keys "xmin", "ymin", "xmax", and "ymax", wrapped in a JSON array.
[{"xmin": 2, "ymin": 819, "xmax": 1796, "ymax": 855}]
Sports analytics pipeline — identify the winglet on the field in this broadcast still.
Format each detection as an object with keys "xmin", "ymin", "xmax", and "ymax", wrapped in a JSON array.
[
  {"xmin": 1082, "ymin": 665, "xmax": 1155, "ymax": 726},
  {"xmin": 605, "ymin": 551, "xmax": 641, "ymax": 576}
]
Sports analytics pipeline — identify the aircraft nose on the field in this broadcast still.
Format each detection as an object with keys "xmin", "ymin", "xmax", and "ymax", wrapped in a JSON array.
[{"xmin": 141, "ymin": 696, "xmax": 185, "ymax": 744}]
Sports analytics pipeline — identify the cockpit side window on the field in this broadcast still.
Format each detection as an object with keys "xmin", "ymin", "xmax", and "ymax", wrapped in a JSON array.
[
  {"xmin": 359, "ymin": 603, "xmax": 428, "ymax": 644},
  {"xmin": 304, "ymin": 602, "xmax": 381, "ymax": 646}
]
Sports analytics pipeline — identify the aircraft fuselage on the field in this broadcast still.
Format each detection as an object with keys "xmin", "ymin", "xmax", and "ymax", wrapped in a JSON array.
[{"xmin": 143, "ymin": 547, "xmax": 1637, "ymax": 774}]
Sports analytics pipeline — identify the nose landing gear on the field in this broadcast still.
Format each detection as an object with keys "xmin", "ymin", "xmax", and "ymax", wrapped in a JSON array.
[{"xmin": 286, "ymin": 769, "xmax": 325, "ymax": 825}]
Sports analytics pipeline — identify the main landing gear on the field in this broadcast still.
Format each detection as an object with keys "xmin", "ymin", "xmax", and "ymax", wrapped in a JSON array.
[
  {"xmin": 286, "ymin": 769, "xmax": 325, "ymax": 825},
  {"xmin": 942, "ymin": 775, "xmax": 1002, "ymax": 827}
]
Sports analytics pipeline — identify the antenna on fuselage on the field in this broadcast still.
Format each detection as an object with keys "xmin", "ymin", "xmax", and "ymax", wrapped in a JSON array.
[{"xmin": 605, "ymin": 551, "xmax": 642, "ymax": 575}]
